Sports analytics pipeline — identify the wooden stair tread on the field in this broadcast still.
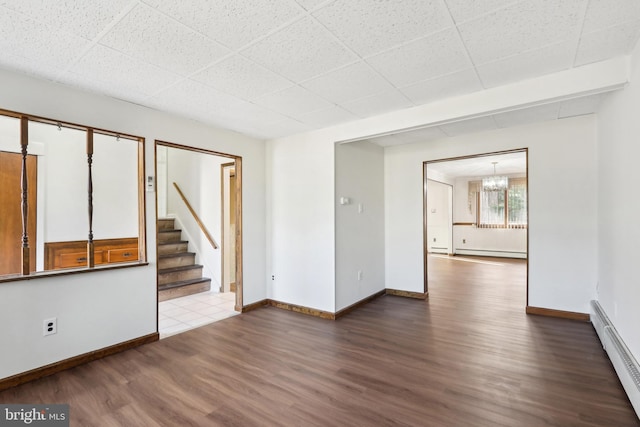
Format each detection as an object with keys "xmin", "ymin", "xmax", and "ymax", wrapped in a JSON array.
[
  {"xmin": 158, "ymin": 251, "xmax": 195, "ymax": 259},
  {"xmin": 158, "ymin": 229, "xmax": 182, "ymax": 233},
  {"xmin": 158, "ymin": 277, "xmax": 211, "ymax": 291},
  {"xmin": 158, "ymin": 264, "xmax": 203, "ymax": 274},
  {"xmin": 158, "ymin": 240, "xmax": 188, "ymax": 245}
]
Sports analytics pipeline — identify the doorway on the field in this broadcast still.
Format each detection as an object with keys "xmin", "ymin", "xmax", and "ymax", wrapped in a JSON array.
[
  {"xmin": 423, "ymin": 149, "xmax": 528, "ymax": 307},
  {"xmin": 155, "ymin": 141, "xmax": 243, "ymax": 337}
]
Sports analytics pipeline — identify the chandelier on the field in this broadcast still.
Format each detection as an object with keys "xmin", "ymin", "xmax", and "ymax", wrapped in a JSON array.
[{"xmin": 482, "ymin": 162, "xmax": 508, "ymax": 192}]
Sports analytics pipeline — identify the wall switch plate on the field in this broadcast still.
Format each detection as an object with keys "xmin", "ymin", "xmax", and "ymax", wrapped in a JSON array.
[{"xmin": 357, "ymin": 270, "xmax": 363, "ymax": 281}]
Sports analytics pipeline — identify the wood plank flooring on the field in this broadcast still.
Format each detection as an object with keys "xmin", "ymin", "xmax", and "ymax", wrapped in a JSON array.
[{"xmin": 1, "ymin": 255, "xmax": 638, "ymax": 426}]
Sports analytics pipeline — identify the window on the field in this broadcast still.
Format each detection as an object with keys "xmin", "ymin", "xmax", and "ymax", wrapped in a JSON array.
[{"xmin": 476, "ymin": 178, "xmax": 527, "ymax": 229}]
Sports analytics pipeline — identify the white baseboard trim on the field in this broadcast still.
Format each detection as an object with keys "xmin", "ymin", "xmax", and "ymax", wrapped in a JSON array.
[{"xmin": 454, "ymin": 249, "xmax": 527, "ymax": 259}]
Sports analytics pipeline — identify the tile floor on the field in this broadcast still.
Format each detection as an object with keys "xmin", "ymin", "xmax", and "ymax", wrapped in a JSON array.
[{"xmin": 159, "ymin": 290, "xmax": 238, "ymax": 338}]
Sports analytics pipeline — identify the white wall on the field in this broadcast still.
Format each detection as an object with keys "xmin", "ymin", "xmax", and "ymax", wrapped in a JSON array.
[
  {"xmin": 335, "ymin": 141, "xmax": 385, "ymax": 311},
  {"xmin": 385, "ymin": 116, "xmax": 598, "ymax": 312},
  {"xmin": 596, "ymin": 39, "xmax": 640, "ymax": 360},
  {"xmin": 267, "ymin": 131, "xmax": 335, "ymax": 311},
  {"xmin": 0, "ymin": 68, "xmax": 266, "ymax": 380},
  {"xmin": 166, "ymin": 147, "xmax": 227, "ymax": 289}
]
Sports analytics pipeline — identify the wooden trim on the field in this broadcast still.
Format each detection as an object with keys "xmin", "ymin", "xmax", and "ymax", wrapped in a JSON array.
[
  {"xmin": 241, "ymin": 299, "xmax": 268, "ymax": 313},
  {"xmin": 334, "ymin": 290, "xmax": 385, "ymax": 319},
  {"xmin": 386, "ymin": 289, "xmax": 429, "ymax": 300},
  {"xmin": 525, "ymin": 306, "xmax": 589, "ymax": 322},
  {"xmin": 155, "ymin": 140, "xmax": 237, "ymax": 159},
  {"xmin": 220, "ymin": 162, "xmax": 235, "ymax": 293},
  {"xmin": 453, "ymin": 222, "xmax": 475, "ymax": 226},
  {"xmin": 0, "ymin": 332, "xmax": 158, "ymax": 391},
  {"xmin": 172, "ymin": 182, "xmax": 219, "ymax": 249},
  {"xmin": 0, "ymin": 262, "xmax": 148, "ymax": 284},
  {"xmin": 234, "ymin": 157, "xmax": 243, "ymax": 312},
  {"xmin": 138, "ymin": 137, "xmax": 147, "ymax": 265},
  {"xmin": 267, "ymin": 299, "xmax": 336, "ymax": 320}
]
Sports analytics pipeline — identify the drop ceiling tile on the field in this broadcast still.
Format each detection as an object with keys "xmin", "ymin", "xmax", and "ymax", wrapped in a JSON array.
[
  {"xmin": 301, "ymin": 62, "xmax": 394, "ymax": 104},
  {"xmin": 254, "ymin": 85, "xmax": 333, "ymax": 116},
  {"xmin": 192, "ymin": 55, "xmax": 294, "ymax": 101},
  {"xmin": 69, "ymin": 45, "xmax": 182, "ymax": 97},
  {"xmin": 371, "ymin": 126, "xmax": 447, "ymax": 146},
  {"xmin": 400, "ymin": 68, "xmax": 482, "ymax": 105},
  {"xmin": 58, "ymin": 71, "xmax": 150, "ymax": 105},
  {"xmin": 558, "ymin": 94, "xmax": 605, "ymax": 118},
  {"xmin": 242, "ymin": 17, "xmax": 357, "ymax": 82},
  {"xmin": 0, "ymin": 51, "xmax": 66, "ymax": 82},
  {"xmin": 149, "ymin": 0, "xmax": 302, "ymax": 49},
  {"xmin": 582, "ymin": 0, "xmax": 640, "ymax": 33},
  {"xmin": 99, "ymin": 4, "xmax": 229, "ymax": 76},
  {"xmin": 476, "ymin": 40, "xmax": 575, "ymax": 88},
  {"xmin": 296, "ymin": 106, "xmax": 358, "ymax": 127},
  {"xmin": 312, "ymin": 0, "xmax": 450, "ymax": 57},
  {"xmin": 367, "ymin": 28, "xmax": 471, "ymax": 87},
  {"xmin": 444, "ymin": 0, "xmax": 520, "ymax": 24},
  {"xmin": 575, "ymin": 20, "xmax": 640, "ymax": 66},
  {"xmin": 439, "ymin": 116, "xmax": 498, "ymax": 137},
  {"xmin": 459, "ymin": 0, "xmax": 584, "ymax": 65},
  {"xmin": 341, "ymin": 90, "xmax": 413, "ymax": 117},
  {"xmin": 295, "ymin": 0, "xmax": 331, "ymax": 12},
  {"xmin": 149, "ymin": 79, "xmax": 246, "ymax": 115},
  {"xmin": 0, "ymin": 0, "xmax": 132, "ymax": 40},
  {"xmin": 493, "ymin": 104, "xmax": 560, "ymax": 128},
  {"xmin": 0, "ymin": 7, "xmax": 91, "ymax": 72}
]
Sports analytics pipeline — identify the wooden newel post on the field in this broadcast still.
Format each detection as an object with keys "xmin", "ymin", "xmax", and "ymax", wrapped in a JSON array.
[
  {"xmin": 87, "ymin": 129, "xmax": 95, "ymax": 268},
  {"xmin": 20, "ymin": 117, "xmax": 30, "ymax": 275}
]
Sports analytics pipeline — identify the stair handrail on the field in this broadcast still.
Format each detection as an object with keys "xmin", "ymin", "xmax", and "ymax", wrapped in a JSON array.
[{"xmin": 172, "ymin": 182, "xmax": 219, "ymax": 249}]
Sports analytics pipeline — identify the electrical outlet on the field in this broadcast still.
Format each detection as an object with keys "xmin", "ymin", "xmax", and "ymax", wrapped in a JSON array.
[
  {"xmin": 463, "ymin": 239, "xmax": 466, "ymax": 244},
  {"xmin": 271, "ymin": 275, "xmax": 275, "ymax": 280},
  {"xmin": 43, "ymin": 318, "xmax": 57, "ymax": 336},
  {"xmin": 433, "ymin": 238, "xmax": 436, "ymax": 242},
  {"xmin": 357, "ymin": 270, "xmax": 363, "ymax": 281}
]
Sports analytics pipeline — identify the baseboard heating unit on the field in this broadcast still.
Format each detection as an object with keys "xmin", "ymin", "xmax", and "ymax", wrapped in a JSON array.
[{"xmin": 590, "ymin": 300, "xmax": 640, "ymax": 417}]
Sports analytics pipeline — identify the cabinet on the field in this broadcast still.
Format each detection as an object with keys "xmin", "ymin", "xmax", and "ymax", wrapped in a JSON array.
[{"xmin": 44, "ymin": 238, "xmax": 138, "ymax": 270}]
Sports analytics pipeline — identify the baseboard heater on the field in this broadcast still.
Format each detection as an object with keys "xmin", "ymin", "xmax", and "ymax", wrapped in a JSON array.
[
  {"xmin": 454, "ymin": 248, "xmax": 527, "ymax": 259},
  {"xmin": 590, "ymin": 300, "xmax": 640, "ymax": 417}
]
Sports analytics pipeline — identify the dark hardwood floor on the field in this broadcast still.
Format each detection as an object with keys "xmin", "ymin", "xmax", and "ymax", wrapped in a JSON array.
[{"xmin": 1, "ymin": 255, "xmax": 638, "ymax": 426}]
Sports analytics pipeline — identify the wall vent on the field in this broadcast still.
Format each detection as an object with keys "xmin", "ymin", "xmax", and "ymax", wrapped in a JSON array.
[
  {"xmin": 590, "ymin": 300, "xmax": 611, "ymax": 348},
  {"xmin": 591, "ymin": 300, "xmax": 640, "ymax": 418}
]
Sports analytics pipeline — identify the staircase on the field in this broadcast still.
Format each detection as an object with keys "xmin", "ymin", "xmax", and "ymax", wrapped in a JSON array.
[{"xmin": 158, "ymin": 218, "xmax": 211, "ymax": 302}]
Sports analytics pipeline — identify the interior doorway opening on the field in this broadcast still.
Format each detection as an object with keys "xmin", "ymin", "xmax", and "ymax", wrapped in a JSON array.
[
  {"xmin": 423, "ymin": 149, "xmax": 528, "ymax": 308},
  {"xmin": 155, "ymin": 141, "xmax": 243, "ymax": 338}
]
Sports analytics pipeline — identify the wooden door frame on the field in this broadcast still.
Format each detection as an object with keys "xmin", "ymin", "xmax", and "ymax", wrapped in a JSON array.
[
  {"xmin": 423, "ymin": 148, "xmax": 529, "ymax": 306},
  {"xmin": 154, "ymin": 141, "xmax": 243, "ymax": 315},
  {"xmin": 220, "ymin": 162, "xmax": 236, "ymax": 294}
]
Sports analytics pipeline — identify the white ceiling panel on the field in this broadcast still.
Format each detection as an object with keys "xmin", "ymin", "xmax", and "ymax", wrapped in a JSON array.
[
  {"xmin": 0, "ymin": 7, "xmax": 91, "ymax": 73},
  {"xmin": 146, "ymin": 0, "xmax": 303, "ymax": 50},
  {"xmin": 400, "ymin": 68, "xmax": 483, "ymax": 105},
  {"xmin": 558, "ymin": 94, "xmax": 604, "ymax": 118},
  {"xmin": 459, "ymin": 0, "xmax": 585, "ymax": 65},
  {"xmin": 1, "ymin": 1, "xmax": 639, "ymax": 141},
  {"xmin": 294, "ymin": 0, "xmax": 330, "ymax": 12},
  {"xmin": 301, "ymin": 62, "xmax": 394, "ymax": 104},
  {"xmin": 367, "ymin": 28, "xmax": 471, "ymax": 87},
  {"xmin": 444, "ymin": 0, "xmax": 519, "ymax": 24},
  {"xmin": 371, "ymin": 126, "xmax": 447, "ymax": 147},
  {"xmin": 254, "ymin": 85, "xmax": 333, "ymax": 116},
  {"xmin": 342, "ymin": 90, "xmax": 413, "ymax": 117},
  {"xmin": 192, "ymin": 55, "xmax": 293, "ymax": 101},
  {"xmin": 476, "ymin": 40, "xmax": 575, "ymax": 88},
  {"xmin": 241, "ymin": 17, "xmax": 357, "ymax": 83},
  {"xmin": 312, "ymin": 0, "xmax": 450, "ymax": 57},
  {"xmin": 439, "ymin": 116, "xmax": 498, "ymax": 137},
  {"xmin": 575, "ymin": 20, "xmax": 640, "ymax": 66},
  {"xmin": 0, "ymin": 0, "xmax": 133, "ymax": 40},
  {"xmin": 68, "ymin": 45, "xmax": 181, "ymax": 97},
  {"xmin": 99, "ymin": 4, "xmax": 229, "ymax": 76},
  {"xmin": 493, "ymin": 104, "xmax": 560, "ymax": 128},
  {"xmin": 582, "ymin": 0, "xmax": 640, "ymax": 33},
  {"xmin": 297, "ymin": 106, "xmax": 358, "ymax": 127}
]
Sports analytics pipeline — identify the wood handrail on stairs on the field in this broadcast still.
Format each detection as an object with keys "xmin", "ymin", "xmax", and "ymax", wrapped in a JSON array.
[{"xmin": 172, "ymin": 182, "xmax": 219, "ymax": 250}]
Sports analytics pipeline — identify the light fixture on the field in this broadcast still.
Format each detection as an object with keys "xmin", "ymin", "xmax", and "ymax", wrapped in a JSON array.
[{"xmin": 482, "ymin": 162, "xmax": 508, "ymax": 192}]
